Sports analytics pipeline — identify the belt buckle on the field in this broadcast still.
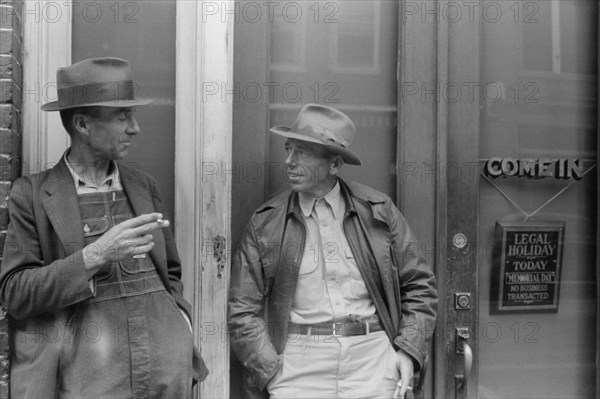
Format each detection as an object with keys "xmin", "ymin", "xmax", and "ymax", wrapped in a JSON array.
[{"xmin": 332, "ymin": 322, "xmax": 343, "ymax": 337}]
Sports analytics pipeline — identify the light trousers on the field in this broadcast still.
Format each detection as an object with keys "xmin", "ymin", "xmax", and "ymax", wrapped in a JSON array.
[{"xmin": 268, "ymin": 331, "xmax": 400, "ymax": 398}]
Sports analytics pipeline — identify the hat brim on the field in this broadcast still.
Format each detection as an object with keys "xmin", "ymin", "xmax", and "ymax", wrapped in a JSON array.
[
  {"xmin": 270, "ymin": 125, "xmax": 361, "ymax": 166},
  {"xmin": 41, "ymin": 98, "xmax": 153, "ymax": 112}
]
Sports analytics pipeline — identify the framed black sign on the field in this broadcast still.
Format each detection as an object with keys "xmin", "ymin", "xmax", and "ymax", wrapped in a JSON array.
[{"xmin": 490, "ymin": 221, "xmax": 565, "ymax": 314}]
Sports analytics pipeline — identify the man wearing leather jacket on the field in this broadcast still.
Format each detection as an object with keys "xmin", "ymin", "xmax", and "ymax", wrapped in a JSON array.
[{"xmin": 229, "ymin": 104, "xmax": 438, "ymax": 399}]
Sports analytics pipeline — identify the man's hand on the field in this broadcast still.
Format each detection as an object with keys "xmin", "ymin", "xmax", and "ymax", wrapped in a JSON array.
[
  {"xmin": 393, "ymin": 348, "xmax": 414, "ymax": 399},
  {"xmin": 82, "ymin": 213, "xmax": 169, "ymax": 276}
]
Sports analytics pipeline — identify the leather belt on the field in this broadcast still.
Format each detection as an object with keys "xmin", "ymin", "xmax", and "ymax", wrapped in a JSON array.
[{"xmin": 288, "ymin": 321, "xmax": 383, "ymax": 337}]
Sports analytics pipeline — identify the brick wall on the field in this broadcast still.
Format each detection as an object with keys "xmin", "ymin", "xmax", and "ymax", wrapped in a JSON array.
[{"xmin": 0, "ymin": 0, "xmax": 23, "ymax": 395}]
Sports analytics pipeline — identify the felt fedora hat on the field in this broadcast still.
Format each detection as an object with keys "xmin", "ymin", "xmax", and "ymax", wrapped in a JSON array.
[
  {"xmin": 270, "ymin": 104, "xmax": 361, "ymax": 165},
  {"xmin": 41, "ymin": 57, "xmax": 152, "ymax": 111}
]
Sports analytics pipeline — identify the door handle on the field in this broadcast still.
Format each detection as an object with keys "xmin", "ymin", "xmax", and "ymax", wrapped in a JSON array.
[
  {"xmin": 458, "ymin": 341, "xmax": 473, "ymax": 391},
  {"xmin": 455, "ymin": 327, "xmax": 473, "ymax": 394}
]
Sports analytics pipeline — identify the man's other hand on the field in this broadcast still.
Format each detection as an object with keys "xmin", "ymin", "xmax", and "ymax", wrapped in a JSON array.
[{"xmin": 393, "ymin": 349, "xmax": 415, "ymax": 399}]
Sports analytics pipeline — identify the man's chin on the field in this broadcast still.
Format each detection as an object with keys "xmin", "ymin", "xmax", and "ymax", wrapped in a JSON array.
[{"xmin": 288, "ymin": 180, "xmax": 305, "ymax": 192}]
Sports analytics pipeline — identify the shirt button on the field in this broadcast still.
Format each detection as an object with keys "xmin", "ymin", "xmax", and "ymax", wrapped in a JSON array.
[{"xmin": 329, "ymin": 275, "xmax": 336, "ymax": 281}]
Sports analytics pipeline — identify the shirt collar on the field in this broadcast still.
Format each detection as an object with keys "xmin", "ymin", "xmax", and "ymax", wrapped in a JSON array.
[
  {"xmin": 298, "ymin": 181, "xmax": 342, "ymax": 219},
  {"xmin": 64, "ymin": 150, "xmax": 121, "ymax": 190}
]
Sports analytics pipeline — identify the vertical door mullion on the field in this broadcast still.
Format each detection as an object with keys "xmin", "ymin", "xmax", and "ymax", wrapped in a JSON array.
[{"xmin": 445, "ymin": 5, "xmax": 480, "ymax": 398}]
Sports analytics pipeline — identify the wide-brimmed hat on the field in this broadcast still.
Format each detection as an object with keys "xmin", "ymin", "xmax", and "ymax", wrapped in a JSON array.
[
  {"xmin": 41, "ymin": 57, "xmax": 152, "ymax": 111},
  {"xmin": 270, "ymin": 104, "xmax": 361, "ymax": 165}
]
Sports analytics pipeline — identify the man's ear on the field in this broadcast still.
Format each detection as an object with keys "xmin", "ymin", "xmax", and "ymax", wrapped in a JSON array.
[
  {"xmin": 329, "ymin": 156, "xmax": 344, "ymax": 175},
  {"xmin": 72, "ymin": 113, "xmax": 91, "ymax": 136}
]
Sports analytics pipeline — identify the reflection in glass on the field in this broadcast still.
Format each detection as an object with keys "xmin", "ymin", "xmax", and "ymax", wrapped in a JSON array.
[{"xmin": 269, "ymin": 0, "xmax": 398, "ymax": 199}]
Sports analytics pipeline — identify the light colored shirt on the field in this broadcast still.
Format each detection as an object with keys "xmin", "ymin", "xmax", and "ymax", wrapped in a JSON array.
[
  {"xmin": 64, "ymin": 151, "xmax": 122, "ymax": 194},
  {"xmin": 290, "ymin": 181, "xmax": 376, "ymax": 324}
]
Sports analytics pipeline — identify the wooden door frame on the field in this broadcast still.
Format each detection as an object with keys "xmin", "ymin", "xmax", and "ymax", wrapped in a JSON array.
[
  {"xmin": 398, "ymin": 1, "xmax": 480, "ymax": 397},
  {"xmin": 22, "ymin": 0, "xmax": 72, "ymax": 172},
  {"xmin": 175, "ymin": 1, "xmax": 234, "ymax": 398},
  {"xmin": 396, "ymin": 4, "xmax": 442, "ymax": 394}
]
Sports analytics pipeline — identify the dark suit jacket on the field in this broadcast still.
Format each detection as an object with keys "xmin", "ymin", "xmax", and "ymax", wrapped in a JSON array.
[{"xmin": 0, "ymin": 156, "xmax": 208, "ymax": 398}]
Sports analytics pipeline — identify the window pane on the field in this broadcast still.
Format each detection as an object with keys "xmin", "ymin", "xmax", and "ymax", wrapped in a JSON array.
[
  {"xmin": 479, "ymin": 1, "xmax": 597, "ymax": 397},
  {"xmin": 72, "ymin": 1, "xmax": 176, "ymax": 216}
]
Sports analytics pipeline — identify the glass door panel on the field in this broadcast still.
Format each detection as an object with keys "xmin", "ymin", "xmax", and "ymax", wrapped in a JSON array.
[{"xmin": 478, "ymin": 1, "xmax": 597, "ymax": 397}]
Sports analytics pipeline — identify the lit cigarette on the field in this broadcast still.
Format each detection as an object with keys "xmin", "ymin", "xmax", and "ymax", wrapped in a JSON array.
[{"xmin": 133, "ymin": 254, "xmax": 146, "ymax": 259}]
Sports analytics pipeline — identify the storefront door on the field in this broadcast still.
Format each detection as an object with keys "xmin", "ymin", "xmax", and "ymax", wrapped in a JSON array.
[
  {"xmin": 429, "ymin": 1, "xmax": 598, "ymax": 398},
  {"xmin": 232, "ymin": 0, "xmax": 403, "ymax": 395}
]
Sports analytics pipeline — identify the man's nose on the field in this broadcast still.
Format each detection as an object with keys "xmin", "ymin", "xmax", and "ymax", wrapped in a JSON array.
[
  {"xmin": 127, "ymin": 117, "xmax": 140, "ymax": 135},
  {"xmin": 285, "ymin": 150, "xmax": 296, "ymax": 164}
]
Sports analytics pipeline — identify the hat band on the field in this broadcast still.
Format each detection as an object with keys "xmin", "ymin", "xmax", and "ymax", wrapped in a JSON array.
[
  {"xmin": 57, "ymin": 80, "xmax": 138, "ymax": 108},
  {"xmin": 295, "ymin": 123, "xmax": 350, "ymax": 148}
]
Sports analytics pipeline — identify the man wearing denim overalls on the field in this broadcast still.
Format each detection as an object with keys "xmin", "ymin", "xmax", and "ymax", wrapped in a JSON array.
[{"xmin": 0, "ymin": 57, "xmax": 208, "ymax": 398}]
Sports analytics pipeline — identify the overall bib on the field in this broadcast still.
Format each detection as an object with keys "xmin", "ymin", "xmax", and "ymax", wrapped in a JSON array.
[{"xmin": 58, "ymin": 191, "xmax": 193, "ymax": 399}]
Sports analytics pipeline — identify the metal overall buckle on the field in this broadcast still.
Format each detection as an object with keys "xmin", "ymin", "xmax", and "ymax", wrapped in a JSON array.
[{"xmin": 332, "ymin": 322, "xmax": 343, "ymax": 337}]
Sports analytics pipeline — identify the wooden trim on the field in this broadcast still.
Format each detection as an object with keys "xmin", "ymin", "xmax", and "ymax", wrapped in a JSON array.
[
  {"xmin": 399, "ymin": 1, "xmax": 480, "ymax": 397},
  {"xmin": 434, "ymin": 6, "xmax": 450, "ymax": 399},
  {"xmin": 444, "ymin": 7, "xmax": 480, "ymax": 399},
  {"xmin": 22, "ymin": 0, "xmax": 71, "ymax": 172},
  {"xmin": 397, "ymin": 2, "xmax": 443, "ymax": 396},
  {"xmin": 175, "ymin": 1, "xmax": 234, "ymax": 397}
]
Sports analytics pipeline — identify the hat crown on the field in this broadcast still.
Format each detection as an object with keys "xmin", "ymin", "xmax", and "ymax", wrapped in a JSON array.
[
  {"xmin": 291, "ymin": 104, "xmax": 356, "ymax": 148},
  {"xmin": 56, "ymin": 58, "xmax": 131, "ymax": 88},
  {"xmin": 41, "ymin": 57, "xmax": 151, "ymax": 111}
]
